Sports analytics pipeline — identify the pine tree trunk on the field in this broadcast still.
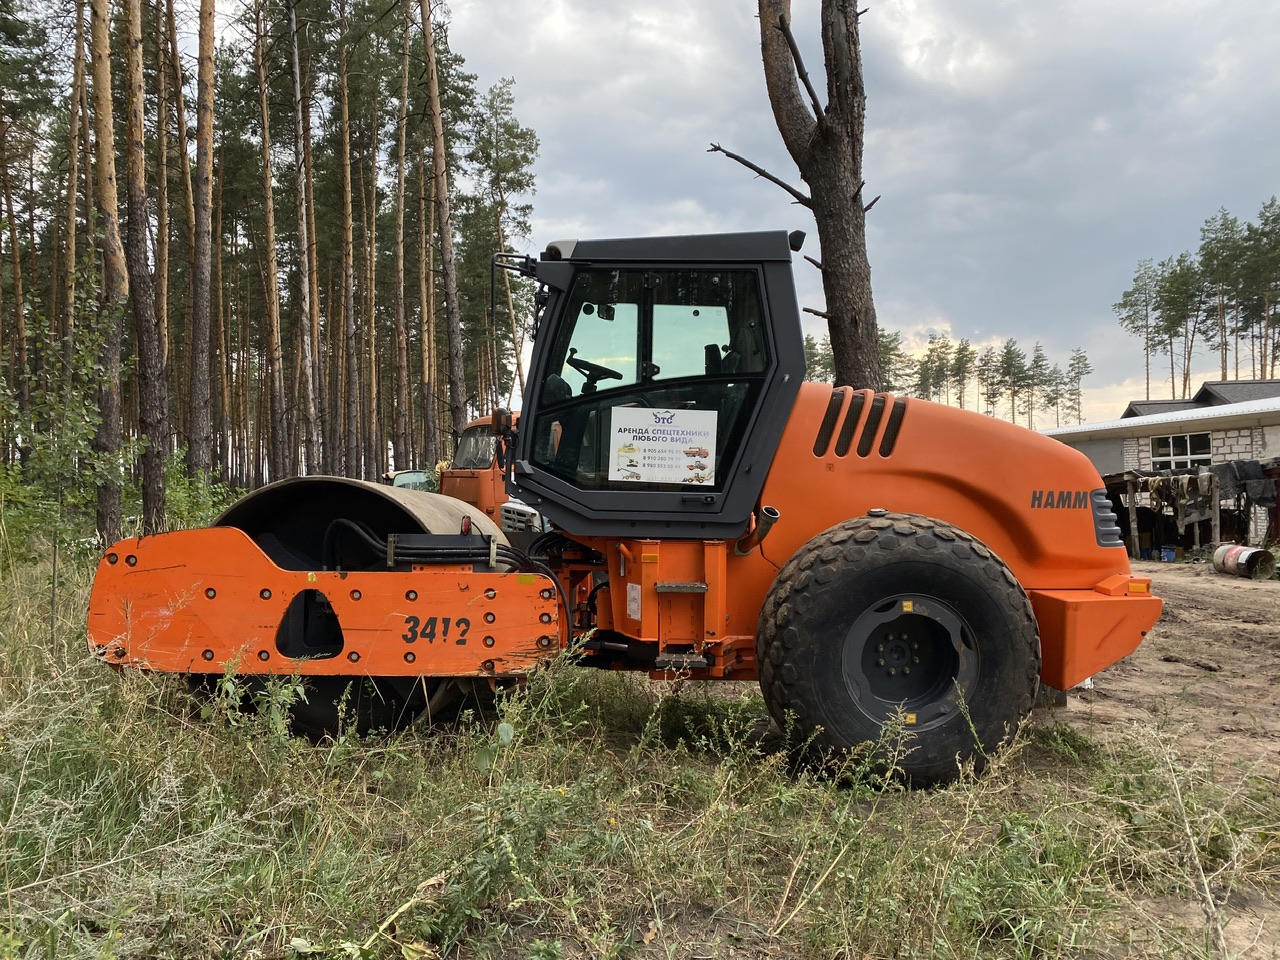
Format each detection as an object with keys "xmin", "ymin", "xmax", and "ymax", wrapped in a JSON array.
[
  {"xmin": 154, "ymin": 0, "xmax": 169, "ymax": 372},
  {"xmin": 757, "ymin": 0, "xmax": 881, "ymax": 390},
  {"xmin": 421, "ymin": 0, "xmax": 466, "ymax": 447},
  {"xmin": 89, "ymin": 0, "xmax": 126, "ymax": 543},
  {"xmin": 301, "ymin": 52, "xmax": 326, "ymax": 472},
  {"xmin": 61, "ymin": 0, "xmax": 87, "ymax": 369},
  {"xmin": 287, "ymin": 0, "xmax": 320, "ymax": 473},
  {"xmin": 338, "ymin": 6, "xmax": 359, "ymax": 477},
  {"xmin": 185, "ymin": 0, "xmax": 215, "ymax": 477},
  {"xmin": 165, "ymin": 0, "xmax": 196, "ymax": 444},
  {"xmin": 417, "ymin": 147, "xmax": 439, "ymax": 469},
  {"xmin": 362, "ymin": 167, "xmax": 380, "ymax": 479},
  {"xmin": 214, "ymin": 136, "xmax": 230, "ymax": 480},
  {"xmin": 255, "ymin": 0, "xmax": 288, "ymax": 482},
  {"xmin": 123, "ymin": 0, "xmax": 169, "ymax": 533},
  {"xmin": 390, "ymin": 1, "xmax": 412, "ymax": 468},
  {"xmin": 1, "ymin": 144, "xmax": 29, "ymax": 431}
]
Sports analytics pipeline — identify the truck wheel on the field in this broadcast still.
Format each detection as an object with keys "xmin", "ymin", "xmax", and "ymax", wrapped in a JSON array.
[{"xmin": 757, "ymin": 513, "xmax": 1040, "ymax": 784}]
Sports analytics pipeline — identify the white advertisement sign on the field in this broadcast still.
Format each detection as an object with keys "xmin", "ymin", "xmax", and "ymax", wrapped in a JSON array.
[{"xmin": 608, "ymin": 407, "xmax": 718, "ymax": 484}]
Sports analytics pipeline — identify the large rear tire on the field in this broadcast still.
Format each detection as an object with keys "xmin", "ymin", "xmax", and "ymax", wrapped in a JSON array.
[{"xmin": 757, "ymin": 513, "xmax": 1040, "ymax": 784}]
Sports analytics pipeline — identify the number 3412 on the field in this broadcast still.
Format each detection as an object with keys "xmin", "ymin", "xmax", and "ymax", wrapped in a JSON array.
[{"xmin": 402, "ymin": 615, "xmax": 470, "ymax": 644}]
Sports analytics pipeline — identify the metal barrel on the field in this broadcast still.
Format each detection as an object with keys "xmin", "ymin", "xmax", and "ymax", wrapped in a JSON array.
[{"xmin": 1212, "ymin": 543, "xmax": 1277, "ymax": 580}]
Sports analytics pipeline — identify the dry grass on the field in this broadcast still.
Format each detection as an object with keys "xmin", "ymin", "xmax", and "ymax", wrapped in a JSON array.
[{"xmin": 1, "ymin": 557, "xmax": 1276, "ymax": 959}]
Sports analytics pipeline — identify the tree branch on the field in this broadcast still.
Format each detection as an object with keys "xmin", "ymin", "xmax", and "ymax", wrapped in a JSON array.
[
  {"xmin": 863, "ymin": 194, "xmax": 880, "ymax": 213},
  {"xmin": 776, "ymin": 14, "xmax": 824, "ymax": 122},
  {"xmin": 804, "ymin": 255, "xmax": 823, "ymax": 271},
  {"xmin": 708, "ymin": 143, "xmax": 812, "ymax": 208},
  {"xmin": 803, "ymin": 306, "xmax": 830, "ymax": 319}
]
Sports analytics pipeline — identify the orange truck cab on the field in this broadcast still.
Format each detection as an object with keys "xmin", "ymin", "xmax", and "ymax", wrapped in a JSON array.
[{"xmin": 438, "ymin": 415, "xmax": 515, "ymax": 521}]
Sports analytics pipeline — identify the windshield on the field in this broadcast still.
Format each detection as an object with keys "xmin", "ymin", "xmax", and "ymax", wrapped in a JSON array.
[{"xmin": 452, "ymin": 425, "xmax": 498, "ymax": 470}]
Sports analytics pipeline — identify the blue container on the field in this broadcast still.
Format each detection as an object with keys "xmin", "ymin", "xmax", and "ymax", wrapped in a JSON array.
[{"xmin": 1160, "ymin": 546, "xmax": 1176, "ymax": 562}]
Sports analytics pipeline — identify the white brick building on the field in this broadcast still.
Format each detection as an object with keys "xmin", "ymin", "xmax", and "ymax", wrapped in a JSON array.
[{"xmin": 1045, "ymin": 382, "xmax": 1280, "ymax": 547}]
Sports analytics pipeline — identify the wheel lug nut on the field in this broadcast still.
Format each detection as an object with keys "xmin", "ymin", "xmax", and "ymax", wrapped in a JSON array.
[
  {"xmin": 912, "ymin": 656, "xmax": 920, "ymax": 664},
  {"xmin": 876, "ymin": 658, "xmax": 885, "ymax": 667},
  {"xmin": 903, "ymin": 667, "xmax": 911, "ymax": 675},
  {"xmin": 876, "ymin": 643, "xmax": 884, "ymax": 653},
  {"xmin": 888, "ymin": 668, "xmax": 897, "ymax": 677},
  {"xmin": 912, "ymin": 642, "xmax": 919, "ymax": 650}
]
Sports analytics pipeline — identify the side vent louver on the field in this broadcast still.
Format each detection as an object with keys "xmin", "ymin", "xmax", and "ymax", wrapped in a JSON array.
[
  {"xmin": 812, "ymin": 390, "xmax": 909, "ymax": 459},
  {"xmin": 878, "ymin": 398, "xmax": 908, "ymax": 457},
  {"xmin": 833, "ymin": 392, "xmax": 866, "ymax": 456},
  {"xmin": 857, "ymin": 396, "xmax": 887, "ymax": 457},
  {"xmin": 812, "ymin": 388, "xmax": 848, "ymax": 456}
]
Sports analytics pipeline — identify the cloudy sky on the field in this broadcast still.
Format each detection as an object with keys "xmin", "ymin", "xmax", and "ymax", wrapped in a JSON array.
[{"xmin": 448, "ymin": 1, "xmax": 1280, "ymax": 423}]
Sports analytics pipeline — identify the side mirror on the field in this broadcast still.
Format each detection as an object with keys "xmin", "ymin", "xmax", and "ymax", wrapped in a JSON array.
[
  {"xmin": 491, "ymin": 408, "xmax": 516, "ymax": 472},
  {"xmin": 491, "ymin": 407, "xmax": 514, "ymax": 437}
]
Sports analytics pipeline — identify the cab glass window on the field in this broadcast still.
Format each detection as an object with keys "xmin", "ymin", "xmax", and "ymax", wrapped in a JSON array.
[
  {"xmin": 452, "ymin": 424, "xmax": 497, "ymax": 469},
  {"xmin": 531, "ymin": 268, "xmax": 769, "ymax": 492}
]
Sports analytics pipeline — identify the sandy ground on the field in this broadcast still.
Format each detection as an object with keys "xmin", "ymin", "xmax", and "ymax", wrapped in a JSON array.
[
  {"xmin": 1069, "ymin": 559, "xmax": 1280, "ymax": 772},
  {"xmin": 1063, "ymin": 559, "xmax": 1280, "ymax": 957}
]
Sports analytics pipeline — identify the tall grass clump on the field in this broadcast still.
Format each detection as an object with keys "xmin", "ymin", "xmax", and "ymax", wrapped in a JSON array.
[{"xmin": 2, "ymin": 549, "xmax": 1276, "ymax": 958}]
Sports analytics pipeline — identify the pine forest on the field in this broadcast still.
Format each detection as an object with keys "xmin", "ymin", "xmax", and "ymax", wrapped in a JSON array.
[{"xmin": 0, "ymin": 0, "xmax": 538, "ymax": 545}]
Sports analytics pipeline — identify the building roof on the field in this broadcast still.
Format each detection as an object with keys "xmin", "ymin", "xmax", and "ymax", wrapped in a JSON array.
[
  {"xmin": 1046, "ymin": 395, "xmax": 1280, "ymax": 442},
  {"xmin": 1121, "ymin": 379, "xmax": 1280, "ymax": 418},
  {"xmin": 1120, "ymin": 399, "xmax": 1200, "ymax": 418},
  {"xmin": 1193, "ymin": 379, "xmax": 1280, "ymax": 405}
]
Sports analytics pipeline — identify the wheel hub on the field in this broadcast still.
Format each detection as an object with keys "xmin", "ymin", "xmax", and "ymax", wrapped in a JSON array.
[{"xmin": 842, "ymin": 594, "xmax": 979, "ymax": 731}]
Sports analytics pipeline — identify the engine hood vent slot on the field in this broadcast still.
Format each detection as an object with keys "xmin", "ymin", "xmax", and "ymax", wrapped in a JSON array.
[
  {"xmin": 812, "ymin": 389, "xmax": 909, "ymax": 459},
  {"xmin": 812, "ymin": 387, "xmax": 848, "ymax": 456}
]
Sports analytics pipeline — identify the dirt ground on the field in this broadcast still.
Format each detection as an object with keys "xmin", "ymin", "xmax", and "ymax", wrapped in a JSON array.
[
  {"xmin": 1068, "ymin": 559, "xmax": 1280, "ymax": 772},
  {"xmin": 1062, "ymin": 558, "xmax": 1280, "ymax": 957}
]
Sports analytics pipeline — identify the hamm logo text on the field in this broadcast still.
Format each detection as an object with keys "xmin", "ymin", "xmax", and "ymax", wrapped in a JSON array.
[{"xmin": 1031, "ymin": 490, "xmax": 1090, "ymax": 509}]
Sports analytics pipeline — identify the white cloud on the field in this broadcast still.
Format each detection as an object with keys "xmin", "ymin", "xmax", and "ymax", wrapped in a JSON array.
[{"xmin": 447, "ymin": 0, "xmax": 1280, "ymax": 412}]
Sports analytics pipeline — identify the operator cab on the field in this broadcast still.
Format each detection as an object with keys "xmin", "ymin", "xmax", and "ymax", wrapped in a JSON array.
[{"xmin": 509, "ymin": 231, "xmax": 806, "ymax": 538}]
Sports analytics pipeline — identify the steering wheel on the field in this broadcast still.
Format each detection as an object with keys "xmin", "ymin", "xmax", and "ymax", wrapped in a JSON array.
[{"xmin": 566, "ymin": 348, "xmax": 623, "ymax": 393}]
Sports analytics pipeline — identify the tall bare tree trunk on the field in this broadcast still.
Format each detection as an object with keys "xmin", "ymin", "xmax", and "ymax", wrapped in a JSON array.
[
  {"xmin": 165, "ymin": 0, "xmax": 196, "ymax": 441},
  {"xmin": 338, "ymin": 2, "xmax": 359, "ymax": 477},
  {"xmin": 390, "ymin": 0, "xmax": 412, "ymax": 468},
  {"xmin": 154, "ymin": 0, "xmax": 169, "ymax": 371},
  {"xmin": 123, "ymin": 0, "xmax": 169, "ymax": 533},
  {"xmin": 185, "ymin": 0, "xmax": 216, "ymax": 477},
  {"xmin": 417, "ymin": 147, "xmax": 439, "ymax": 469},
  {"xmin": 420, "ymin": 0, "xmax": 466, "ymax": 446},
  {"xmin": 495, "ymin": 213, "xmax": 525, "ymax": 396},
  {"xmin": 89, "ymin": 0, "xmax": 127, "ymax": 543},
  {"xmin": 214, "ymin": 137, "xmax": 230, "ymax": 479},
  {"xmin": 287, "ymin": 0, "xmax": 320, "ymax": 473},
  {"xmin": 61, "ymin": 0, "xmax": 87, "ymax": 368},
  {"xmin": 716, "ymin": 0, "xmax": 881, "ymax": 389},
  {"xmin": 1, "ymin": 144, "xmax": 28, "ymax": 427},
  {"xmin": 255, "ymin": 0, "xmax": 289, "ymax": 483},
  {"xmin": 361, "ymin": 166, "xmax": 380, "ymax": 479}
]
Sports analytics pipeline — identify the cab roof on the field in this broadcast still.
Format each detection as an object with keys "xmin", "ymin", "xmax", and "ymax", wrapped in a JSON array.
[{"xmin": 541, "ymin": 230, "xmax": 802, "ymax": 264}]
